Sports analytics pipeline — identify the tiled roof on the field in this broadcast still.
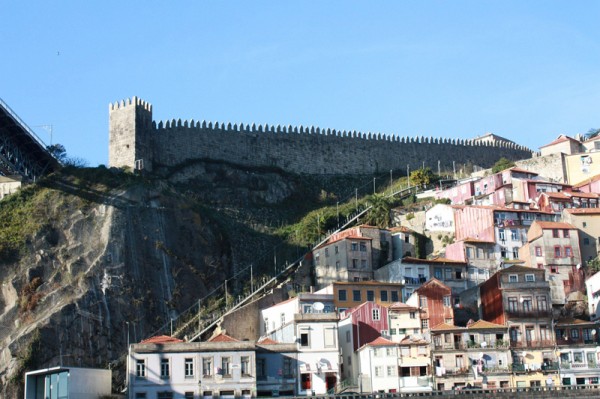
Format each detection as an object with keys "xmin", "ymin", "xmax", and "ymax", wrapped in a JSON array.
[
  {"xmin": 539, "ymin": 135, "xmax": 581, "ymax": 149},
  {"xmin": 573, "ymin": 174, "xmax": 600, "ymax": 188},
  {"xmin": 568, "ymin": 192, "xmax": 600, "ymax": 199},
  {"xmin": 542, "ymin": 192, "xmax": 570, "ymax": 200},
  {"xmin": 140, "ymin": 335, "xmax": 184, "ymax": 344},
  {"xmin": 534, "ymin": 221, "xmax": 576, "ymax": 230},
  {"xmin": 390, "ymin": 226, "xmax": 414, "ymax": 233},
  {"xmin": 509, "ymin": 167, "xmax": 538, "ymax": 175},
  {"xmin": 555, "ymin": 318, "xmax": 597, "ymax": 327},
  {"xmin": 564, "ymin": 208, "xmax": 600, "ymax": 215},
  {"xmin": 257, "ymin": 337, "xmax": 279, "ymax": 345},
  {"xmin": 430, "ymin": 322, "xmax": 461, "ymax": 332},
  {"xmin": 402, "ymin": 256, "xmax": 467, "ymax": 265},
  {"xmin": 389, "ymin": 302, "xmax": 418, "ymax": 311},
  {"xmin": 208, "ymin": 333, "xmax": 239, "ymax": 342},
  {"xmin": 467, "ymin": 320, "xmax": 506, "ymax": 330},
  {"xmin": 462, "ymin": 237, "xmax": 496, "ymax": 244},
  {"xmin": 367, "ymin": 336, "xmax": 396, "ymax": 346}
]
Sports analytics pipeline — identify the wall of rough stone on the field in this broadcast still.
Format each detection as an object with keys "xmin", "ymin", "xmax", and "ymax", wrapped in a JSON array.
[
  {"xmin": 109, "ymin": 97, "xmax": 533, "ymax": 176},
  {"xmin": 516, "ymin": 153, "xmax": 566, "ymax": 183}
]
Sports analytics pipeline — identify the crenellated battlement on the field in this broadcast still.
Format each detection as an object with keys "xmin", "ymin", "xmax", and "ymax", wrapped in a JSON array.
[
  {"xmin": 109, "ymin": 96, "xmax": 152, "ymax": 113},
  {"xmin": 150, "ymin": 117, "xmax": 531, "ymax": 152},
  {"xmin": 108, "ymin": 97, "xmax": 533, "ymax": 175}
]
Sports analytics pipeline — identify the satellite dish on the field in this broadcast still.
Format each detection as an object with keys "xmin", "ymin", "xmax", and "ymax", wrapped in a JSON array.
[
  {"xmin": 577, "ymin": 264, "xmax": 581, "ymax": 270},
  {"xmin": 480, "ymin": 342, "xmax": 487, "ymax": 348},
  {"xmin": 312, "ymin": 302, "xmax": 325, "ymax": 312},
  {"xmin": 478, "ymin": 352, "xmax": 484, "ymax": 359}
]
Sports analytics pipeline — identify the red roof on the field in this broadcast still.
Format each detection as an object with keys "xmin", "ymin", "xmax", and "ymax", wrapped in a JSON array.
[
  {"xmin": 140, "ymin": 335, "xmax": 184, "ymax": 344},
  {"xmin": 403, "ymin": 256, "xmax": 467, "ymax": 265},
  {"xmin": 208, "ymin": 333, "xmax": 239, "ymax": 342},
  {"xmin": 389, "ymin": 302, "xmax": 418, "ymax": 311},
  {"xmin": 509, "ymin": 167, "xmax": 538, "ymax": 175},
  {"xmin": 564, "ymin": 208, "xmax": 600, "ymax": 215},
  {"xmin": 257, "ymin": 337, "xmax": 279, "ymax": 345},
  {"xmin": 534, "ymin": 221, "xmax": 576, "ymax": 230},
  {"xmin": 367, "ymin": 336, "xmax": 396, "ymax": 346},
  {"xmin": 572, "ymin": 174, "xmax": 600, "ymax": 188},
  {"xmin": 539, "ymin": 135, "xmax": 581, "ymax": 149}
]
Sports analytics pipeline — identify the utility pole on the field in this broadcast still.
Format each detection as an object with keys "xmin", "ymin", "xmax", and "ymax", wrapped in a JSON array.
[
  {"xmin": 390, "ymin": 169, "xmax": 393, "ymax": 195},
  {"xmin": 407, "ymin": 165, "xmax": 411, "ymax": 189},
  {"xmin": 373, "ymin": 178, "xmax": 376, "ymax": 194},
  {"xmin": 355, "ymin": 188, "xmax": 358, "ymax": 210}
]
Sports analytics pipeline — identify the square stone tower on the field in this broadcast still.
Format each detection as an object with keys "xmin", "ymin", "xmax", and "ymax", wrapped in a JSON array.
[{"xmin": 108, "ymin": 97, "xmax": 153, "ymax": 171}]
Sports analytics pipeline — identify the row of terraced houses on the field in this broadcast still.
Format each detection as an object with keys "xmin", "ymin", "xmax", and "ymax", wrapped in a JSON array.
[{"xmin": 113, "ymin": 134, "xmax": 600, "ymax": 399}]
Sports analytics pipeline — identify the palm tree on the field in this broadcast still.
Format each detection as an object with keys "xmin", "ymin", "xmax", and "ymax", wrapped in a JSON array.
[{"xmin": 364, "ymin": 193, "xmax": 392, "ymax": 228}]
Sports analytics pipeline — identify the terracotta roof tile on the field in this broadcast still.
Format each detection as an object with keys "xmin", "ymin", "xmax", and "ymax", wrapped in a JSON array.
[
  {"xmin": 539, "ymin": 135, "xmax": 581, "ymax": 149},
  {"xmin": 534, "ymin": 221, "xmax": 576, "ymax": 230},
  {"xmin": 367, "ymin": 336, "xmax": 396, "ymax": 346},
  {"xmin": 509, "ymin": 167, "xmax": 538, "ymax": 175},
  {"xmin": 257, "ymin": 337, "xmax": 279, "ymax": 345},
  {"xmin": 402, "ymin": 256, "xmax": 467, "ymax": 265},
  {"xmin": 208, "ymin": 333, "xmax": 239, "ymax": 342},
  {"xmin": 430, "ymin": 322, "xmax": 461, "ymax": 332},
  {"xmin": 389, "ymin": 302, "xmax": 418, "ymax": 311},
  {"xmin": 467, "ymin": 320, "xmax": 506, "ymax": 330},
  {"xmin": 564, "ymin": 208, "xmax": 600, "ymax": 215},
  {"xmin": 572, "ymin": 174, "xmax": 600, "ymax": 188},
  {"xmin": 140, "ymin": 335, "xmax": 184, "ymax": 344},
  {"xmin": 555, "ymin": 318, "xmax": 597, "ymax": 327}
]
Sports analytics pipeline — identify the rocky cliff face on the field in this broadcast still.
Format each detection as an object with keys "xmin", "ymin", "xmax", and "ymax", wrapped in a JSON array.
[{"xmin": 0, "ymin": 162, "xmax": 310, "ymax": 396}]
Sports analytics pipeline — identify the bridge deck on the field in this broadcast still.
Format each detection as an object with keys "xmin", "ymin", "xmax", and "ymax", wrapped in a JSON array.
[{"xmin": 0, "ymin": 98, "xmax": 59, "ymax": 181}]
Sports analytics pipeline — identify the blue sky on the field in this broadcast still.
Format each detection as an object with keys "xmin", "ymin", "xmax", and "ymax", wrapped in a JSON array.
[{"xmin": 1, "ymin": 1, "xmax": 599, "ymax": 166}]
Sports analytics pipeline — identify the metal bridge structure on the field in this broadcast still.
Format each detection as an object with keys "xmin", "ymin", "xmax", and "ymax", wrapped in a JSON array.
[{"xmin": 0, "ymin": 98, "xmax": 59, "ymax": 181}]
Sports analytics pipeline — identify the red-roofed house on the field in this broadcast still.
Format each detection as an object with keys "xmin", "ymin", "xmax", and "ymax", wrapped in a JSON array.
[
  {"xmin": 540, "ymin": 135, "xmax": 583, "ymax": 156},
  {"xmin": 312, "ymin": 226, "xmax": 392, "ymax": 288},
  {"xmin": 519, "ymin": 221, "xmax": 584, "ymax": 305},
  {"xmin": 140, "ymin": 335, "xmax": 184, "ymax": 344}
]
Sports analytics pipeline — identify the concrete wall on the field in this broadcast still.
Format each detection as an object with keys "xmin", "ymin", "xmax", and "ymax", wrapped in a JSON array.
[{"xmin": 109, "ymin": 97, "xmax": 533, "ymax": 177}]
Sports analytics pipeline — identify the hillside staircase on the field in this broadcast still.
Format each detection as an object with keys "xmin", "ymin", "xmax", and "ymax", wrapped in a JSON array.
[{"xmin": 148, "ymin": 185, "xmax": 418, "ymax": 342}]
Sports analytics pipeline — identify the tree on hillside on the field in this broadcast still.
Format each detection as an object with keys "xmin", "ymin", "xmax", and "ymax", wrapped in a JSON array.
[
  {"xmin": 47, "ymin": 144, "xmax": 67, "ymax": 162},
  {"xmin": 492, "ymin": 157, "xmax": 515, "ymax": 173},
  {"xmin": 588, "ymin": 257, "xmax": 600, "ymax": 274},
  {"xmin": 585, "ymin": 128, "xmax": 600, "ymax": 140},
  {"xmin": 364, "ymin": 193, "xmax": 392, "ymax": 228},
  {"xmin": 410, "ymin": 168, "xmax": 435, "ymax": 188}
]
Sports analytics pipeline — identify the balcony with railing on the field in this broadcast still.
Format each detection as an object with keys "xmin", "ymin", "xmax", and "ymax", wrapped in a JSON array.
[
  {"xmin": 556, "ymin": 337, "xmax": 600, "ymax": 346},
  {"xmin": 505, "ymin": 308, "xmax": 552, "ymax": 318},
  {"xmin": 510, "ymin": 339, "xmax": 555, "ymax": 348},
  {"xmin": 433, "ymin": 340, "xmax": 509, "ymax": 351},
  {"xmin": 560, "ymin": 361, "xmax": 600, "ymax": 370}
]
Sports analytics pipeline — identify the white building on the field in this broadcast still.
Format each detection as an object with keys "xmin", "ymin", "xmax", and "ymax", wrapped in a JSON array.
[
  {"xmin": 261, "ymin": 294, "xmax": 340, "ymax": 395},
  {"xmin": 24, "ymin": 366, "xmax": 111, "ymax": 399},
  {"xmin": 129, "ymin": 334, "xmax": 256, "ymax": 399},
  {"xmin": 586, "ymin": 272, "xmax": 600, "ymax": 321},
  {"xmin": 425, "ymin": 204, "xmax": 456, "ymax": 233},
  {"xmin": 356, "ymin": 337, "xmax": 400, "ymax": 393}
]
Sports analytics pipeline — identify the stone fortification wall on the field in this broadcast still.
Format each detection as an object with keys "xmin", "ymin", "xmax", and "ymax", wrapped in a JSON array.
[{"xmin": 109, "ymin": 97, "xmax": 533, "ymax": 176}]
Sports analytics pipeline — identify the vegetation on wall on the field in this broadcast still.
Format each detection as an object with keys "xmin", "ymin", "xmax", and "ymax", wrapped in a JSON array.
[{"xmin": 492, "ymin": 157, "xmax": 516, "ymax": 173}]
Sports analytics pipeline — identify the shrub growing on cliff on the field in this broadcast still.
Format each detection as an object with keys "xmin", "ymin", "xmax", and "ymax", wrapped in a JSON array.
[{"xmin": 491, "ymin": 157, "xmax": 515, "ymax": 173}]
